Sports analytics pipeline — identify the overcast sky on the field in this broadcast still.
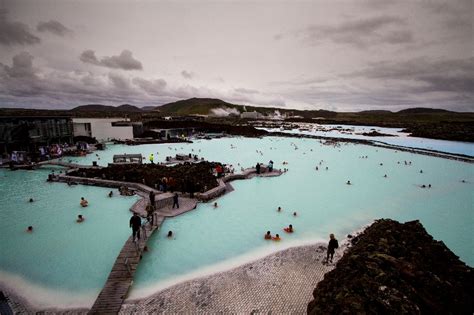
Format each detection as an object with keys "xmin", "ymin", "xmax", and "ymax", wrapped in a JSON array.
[{"xmin": 0, "ymin": 0, "xmax": 472, "ymax": 111}]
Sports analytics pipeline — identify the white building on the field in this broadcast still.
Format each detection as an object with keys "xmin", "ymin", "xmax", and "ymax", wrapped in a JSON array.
[{"xmin": 72, "ymin": 118, "xmax": 134, "ymax": 141}]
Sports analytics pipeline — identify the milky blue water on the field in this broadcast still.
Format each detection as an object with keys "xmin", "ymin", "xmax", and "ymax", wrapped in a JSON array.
[
  {"xmin": 0, "ymin": 135, "xmax": 472, "ymax": 308},
  {"xmin": 260, "ymin": 125, "xmax": 474, "ymax": 157},
  {"xmin": 0, "ymin": 168, "xmax": 138, "ymax": 308}
]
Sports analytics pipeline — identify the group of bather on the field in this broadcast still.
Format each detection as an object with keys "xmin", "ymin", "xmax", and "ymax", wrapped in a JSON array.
[{"xmin": 265, "ymin": 206, "xmax": 296, "ymax": 241}]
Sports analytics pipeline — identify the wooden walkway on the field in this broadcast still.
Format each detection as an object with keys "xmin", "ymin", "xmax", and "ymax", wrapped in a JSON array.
[
  {"xmin": 89, "ymin": 215, "xmax": 164, "ymax": 314},
  {"xmin": 88, "ymin": 198, "xmax": 198, "ymax": 314},
  {"xmin": 37, "ymin": 160, "xmax": 92, "ymax": 169}
]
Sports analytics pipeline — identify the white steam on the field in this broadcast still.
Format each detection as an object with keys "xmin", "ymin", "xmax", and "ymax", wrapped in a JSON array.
[{"xmin": 210, "ymin": 107, "xmax": 240, "ymax": 117}]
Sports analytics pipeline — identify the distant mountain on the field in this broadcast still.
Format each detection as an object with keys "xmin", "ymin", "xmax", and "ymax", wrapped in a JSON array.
[
  {"xmin": 156, "ymin": 98, "xmax": 242, "ymax": 115},
  {"xmin": 397, "ymin": 108, "xmax": 452, "ymax": 114},
  {"xmin": 155, "ymin": 97, "xmax": 338, "ymax": 118},
  {"xmin": 116, "ymin": 104, "xmax": 143, "ymax": 112},
  {"xmin": 71, "ymin": 104, "xmax": 142, "ymax": 112},
  {"xmin": 141, "ymin": 106, "xmax": 157, "ymax": 111},
  {"xmin": 358, "ymin": 110, "xmax": 393, "ymax": 114}
]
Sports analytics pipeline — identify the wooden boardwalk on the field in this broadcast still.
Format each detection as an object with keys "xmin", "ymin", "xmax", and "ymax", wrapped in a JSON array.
[
  {"xmin": 88, "ymin": 198, "xmax": 198, "ymax": 314},
  {"xmin": 37, "ymin": 160, "xmax": 91, "ymax": 169},
  {"xmin": 89, "ymin": 214, "xmax": 165, "ymax": 314}
]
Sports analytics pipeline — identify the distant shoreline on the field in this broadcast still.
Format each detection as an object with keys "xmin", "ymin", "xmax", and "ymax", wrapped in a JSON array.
[{"xmin": 266, "ymin": 132, "xmax": 474, "ymax": 163}]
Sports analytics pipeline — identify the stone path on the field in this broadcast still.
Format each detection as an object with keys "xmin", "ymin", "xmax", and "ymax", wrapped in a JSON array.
[{"xmin": 120, "ymin": 243, "xmax": 341, "ymax": 314}]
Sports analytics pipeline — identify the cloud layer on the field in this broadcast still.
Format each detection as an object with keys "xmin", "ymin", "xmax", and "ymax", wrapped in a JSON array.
[
  {"xmin": 0, "ymin": 1, "xmax": 472, "ymax": 111},
  {"xmin": 0, "ymin": 10, "xmax": 40, "ymax": 46},
  {"xmin": 293, "ymin": 16, "xmax": 414, "ymax": 48},
  {"xmin": 37, "ymin": 20, "xmax": 73, "ymax": 37},
  {"xmin": 80, "ymin": 50, "xmax": 143, "ymax": 70}
]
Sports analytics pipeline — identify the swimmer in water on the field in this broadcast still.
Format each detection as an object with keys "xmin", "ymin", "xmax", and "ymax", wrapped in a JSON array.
[
  {"xmin": 293, "ymin": 212, "xmax": 297, "ymax": 216},
  {"xmin": 264, "ymin": 231, "xmax": 272, "ymax": 240},
  {"xmin": 272, "ymin": 234, "xmax": 281, "ymax": 241},
  {"xmin": 346, "ymin": 180, "xmax": 351, "ymax": 185},
  {"xmin": 213, "ymin": 202, "xmax": 218, "ymax": 208},
  {"xmin": 284, "ymin": 225, "xmax": 293, "ymax": 233},
  {"xmin": 26, "ymin": 226, "xmax": 33, "ymax": 232},
  {"xmin": 80, "ymin": 197, "xmax": 88, "ymax": 207},
  {"xmin": 167, "ymin": 231, "xmax": 173, "ymax": 238},
  {"xmin": 108, "ymin": 191, "xmax": 113, "ymax": 197},
  {"xmin": 77, "ymin": 214, "xmax": 85, "ymax": 223},
  {"xmin": 29, "ymin": 198, "xmax": 34, "ymax": 202},
  {"xmin": 277, "ymin": 206, "xmax": 282, "ymax": 212}
]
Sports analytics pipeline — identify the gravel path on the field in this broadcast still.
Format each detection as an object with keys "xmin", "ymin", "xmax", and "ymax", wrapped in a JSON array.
[{"xmin": 121, "ymin": 242, "xmax": 343, "ymax": 314}]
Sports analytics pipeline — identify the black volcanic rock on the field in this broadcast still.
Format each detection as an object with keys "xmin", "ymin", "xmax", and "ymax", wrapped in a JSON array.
[
  {"xmin": 402, "ymin": 122, "xmax": 474, "ymax": 142},
  {"xmin": 70, "ymin": 162, "xmax": 219, "ymax": 193},
  {"xmin": 360, "ymin": 130, "xmax": 395, "ymax": 137},
  {"xmin": 144, "ymin": 120, "xmax": 268, "ymax": 137},
  {"xmin": 307, "ymin": 219, "xmax": 473, "ymax": 315},
  {"xmin": 397, "ymin": 107, "xmax": 452, "ymax": 114}
]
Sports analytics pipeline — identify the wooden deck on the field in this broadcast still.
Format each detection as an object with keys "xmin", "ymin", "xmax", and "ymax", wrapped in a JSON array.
[
  {"xmin": 37, "ymin": 160, "xmax": 93, "ymax": 169},
  {"xmin": 89, "ymin": 215, "xmax": 165, "ymax": 314},
  {"xmin": 88, "ymin": 198, "xmax": 198, "ymax": 314}
]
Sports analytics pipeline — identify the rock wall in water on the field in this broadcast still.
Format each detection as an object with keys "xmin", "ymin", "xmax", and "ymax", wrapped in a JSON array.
[{"xmin": 307, "ymin": 219, "xmax": 473, "ymax": 314}]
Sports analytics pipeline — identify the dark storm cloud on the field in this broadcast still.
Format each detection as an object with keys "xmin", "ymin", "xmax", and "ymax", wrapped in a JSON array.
[
  {"xmin": 37, "ymin": 20, "xmax": 73, "ymax": 37},
  {"xmin": 0, "ymin": 10, "xmax": 40, "ymax": 46},
  {"xmin": 132, "ymin": 77, "xmax": 167, "ymax": 95},
  {"xmin": 79, "ymin": 49, "xmax": 143, "ymax": 70},
  {"xmin": 346, "ymin": 57, "xmax": 474, "ymax": 94},
  {"xmin": 108, "ymin": 72, "xmax": 131, "ymax": 90},
  {"xmin": 0, "ymin": 52, "xmax": 41, "ymax": 96},
  {"xmin": 181, "ymin": 70, "xmax": 195, "ymax": 79},
  {"xmin": 295, "ymin": 16, "xmax": 413, "ymax": 48},
  {"xmin": 1, "ymin": 52, "xmax": 37, "ymax": 78}
]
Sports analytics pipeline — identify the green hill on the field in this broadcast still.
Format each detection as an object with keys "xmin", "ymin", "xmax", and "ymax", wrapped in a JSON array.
[
  {"xmin": 155, "ymin": 97, "xmax": 337, "ymax": 118},
  {"xmin": 71, "ymin": 104, "xmax": 142, "ymax": 112},
  {"xmin": 155, "ymin": 98, "xmax": 242, "ymax": 115}
]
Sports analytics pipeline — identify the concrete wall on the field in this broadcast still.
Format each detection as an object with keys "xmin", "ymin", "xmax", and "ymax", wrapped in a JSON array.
[
  {"xmin": 73, "ymin": 122, "xmax": 91, "ymax": 137},
  {"xmin": 72, "ymin": 118, "xmax": 133, "ymax": 141}
]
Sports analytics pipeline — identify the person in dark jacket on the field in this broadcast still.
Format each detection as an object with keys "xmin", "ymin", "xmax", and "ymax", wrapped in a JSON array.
[
  {"xmin": 326, "ymin": 233, "xmax": 339, "ymax": 263},
  {"xmin": 256, "ymin": 163, "xmax": 261, "ymax": 174},
  {"xmin": 130, "ymin": 213, "xmax": 142, "ymax": 242},
  {"xmin": 172, "ymin": 193, "xmax": 179, "ymax": 209},
  {"xmin": 149, "ymin": 190, "xmax": 155, "ymax": 207}
]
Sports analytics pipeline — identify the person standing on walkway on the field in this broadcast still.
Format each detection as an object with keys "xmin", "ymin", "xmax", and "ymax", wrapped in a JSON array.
[
  {"xmin": 149, "ymin": 190, "xmax": 155, "ymax": 207},
  {"xmin": 256, "ymin": 162, "xmax": 261, "ymax": 174},
  {"xmin": 146, "ymin": 203, "xmax": 155, "ymax": 225},
  {"xmin": 149, "ymin": 153, "xmax": 154, "ymax": 164},
  {"xmin": 172, "ymin": 193, "xmax": 179, "ymax": 209},
  {"xmin": 326, "ymin": 233, "xmax": 339, "ymax": 263},
  {"xmin": 130, "ymin": 213, "xmax": 142, "ymax": 242}
]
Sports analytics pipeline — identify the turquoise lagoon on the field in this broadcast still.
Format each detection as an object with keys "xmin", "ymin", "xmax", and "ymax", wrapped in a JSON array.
[
  {"xmin": 0, "ymin": 168, "xmax": 139, "ymax": 308},
  {"xmin": 259, "ymin": 125, "xmax": 474, "ymax": 157},
  {"xmin": 0, "ymin": 136, "xmax": 472, "ymax": 308}
]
